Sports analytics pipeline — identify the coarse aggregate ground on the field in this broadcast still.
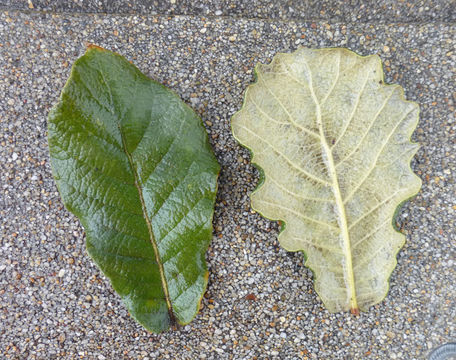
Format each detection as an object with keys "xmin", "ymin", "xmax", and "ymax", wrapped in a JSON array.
[{"xmin": 0, "ymin": 1, "xmax": 455, "ymax": 359}]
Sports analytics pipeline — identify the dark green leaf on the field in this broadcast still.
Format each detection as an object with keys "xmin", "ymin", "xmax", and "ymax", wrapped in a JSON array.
[{"xmin": 48, "ymin": 46, "xmax": 220, "ymax": 332}]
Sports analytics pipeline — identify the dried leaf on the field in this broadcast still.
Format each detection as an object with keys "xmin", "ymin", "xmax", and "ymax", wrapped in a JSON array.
[{"xmin": 232, "ymin": 47, "xmax": 421, "ymax": 312}]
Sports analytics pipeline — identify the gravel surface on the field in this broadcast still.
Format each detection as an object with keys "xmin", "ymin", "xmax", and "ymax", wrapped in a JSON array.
[
  {"xmin": 0, "ymin": 7, "xmax": 455, "ymax": 360},
  {"xmin": 1, "ymin": 0, "xmax": 455, "ymax": 23}
]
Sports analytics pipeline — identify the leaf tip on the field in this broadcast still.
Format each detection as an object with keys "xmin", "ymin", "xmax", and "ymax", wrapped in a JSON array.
[{"xmin": 350, "ymin": 307, "xmax": 360, "ymax": 316}]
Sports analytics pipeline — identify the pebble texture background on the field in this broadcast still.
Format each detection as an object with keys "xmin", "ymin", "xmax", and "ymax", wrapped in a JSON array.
[
  {"xmin": 0, "ymin": 2, "xmax": 455, "ymax": 359},
  {"xmin": 1, "ymin": 0, "xmax": 455, "ymax": 22}
]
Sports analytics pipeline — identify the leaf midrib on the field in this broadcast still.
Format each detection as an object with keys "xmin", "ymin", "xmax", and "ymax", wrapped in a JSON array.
[
  {"xmin": 300, "ymin": 54, "xmax": 360, "ymax": 313},
  {"xmin": 94, "ymin": 59, "xmax": 176, "ymax": 323},
  {"xmin": 118, "ymin": 124, "xmax": 176, "ymax": 324}
]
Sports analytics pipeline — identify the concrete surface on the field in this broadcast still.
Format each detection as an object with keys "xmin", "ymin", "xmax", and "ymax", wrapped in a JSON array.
[
  {"xmin": 0, "ymin": 0, "xmax": 455, "ymax": 22},
  {"xmin": 0, "ymin": 2, "xmax": 455, "ymax": 360}
]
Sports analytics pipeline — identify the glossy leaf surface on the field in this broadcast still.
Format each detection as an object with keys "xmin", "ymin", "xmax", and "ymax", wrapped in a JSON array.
[
  {"xmin": 232, "ymin": 47, "xmax": 421, "ymax": 313},
  {"xmin": 48, "ymin": 46, "xmax": 220, "ymax": 332}
]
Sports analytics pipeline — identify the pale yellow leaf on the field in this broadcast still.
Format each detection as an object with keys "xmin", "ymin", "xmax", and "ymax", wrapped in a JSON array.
[{"xmin": 232, "ymin": 47, "xmax": 422, "ymax": 313}]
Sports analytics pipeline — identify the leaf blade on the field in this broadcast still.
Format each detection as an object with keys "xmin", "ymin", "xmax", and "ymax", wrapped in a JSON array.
[
  {"xmin": 48, "ymin": 46, "xmax": 220, "ymax": 332},
  {"xmin": 232, "ymin": 47, "xmax": 421, "ymax": 312}
]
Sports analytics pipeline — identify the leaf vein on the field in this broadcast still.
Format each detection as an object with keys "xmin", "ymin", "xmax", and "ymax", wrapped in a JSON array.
[
  {"xmin": 335, "ymin": 86, "xmax": 398, "ymax": 167},
  {"xmin": 320, "ymin": 51, "xmax": 341, "ymax": 105},
  {"xmin": 149, "ymin": 159, "xmax": 197, "ymax": 218},
  {"xmin": 352, "ymin": 217, "xmax": 392, "ymax": 249},
  {"xmin": 63, "ymin": 177, "xmax": 143, "ymax": 218},
  {"xmin": 158, "ymin": 196, "xmax": 208, "ymax": 246},
  {"xmin": 250, "ymin": 94, "xmax": 320, "ymax": 139},
  {"xmin": 53, "ymin": 142, "xmax": 134, "ymax": 186},
  {"xmin": 267, "ymin": 175, "xmax": 331, "ymax": 202},
  {"xmin": 353, "ymin": 244, "xmax": 389, "ymax": 270},
  {"xmin": 343, "ymin": 106, "xmax": 416, "ymax": 204},
  {"xmin": 257, "ymin": 74, "xmax": 321, "ymax": 140},
  {"xmin": 238, "ymin": 125, "xmax": 330, "ymax": 186},
  {"xmin": 141, "ymin": 116, "xmax": 188, "ymax": 183},
  {"xmin": 161, "ymin": 220, "xmax": 208, "ymax": 266},
  {"xmin": 348, "ymin": 191, "xmax": 402, "ymax": 230},
  {"xmin": 291, "ymin": 237, "xmax": 343, "ymax": 253},
  {"xmin": 255, "ymin": 199, "xmax": 339, "ymax": 230},
  {"xmin": 331, "ymin": 71, "xmax": 370, "ymax": 150}
]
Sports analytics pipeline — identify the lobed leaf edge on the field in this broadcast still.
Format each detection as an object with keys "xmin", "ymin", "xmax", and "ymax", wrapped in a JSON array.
[{"xmin": 230, "ymin": 46, "xmax": 422, "ymax": 312}]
